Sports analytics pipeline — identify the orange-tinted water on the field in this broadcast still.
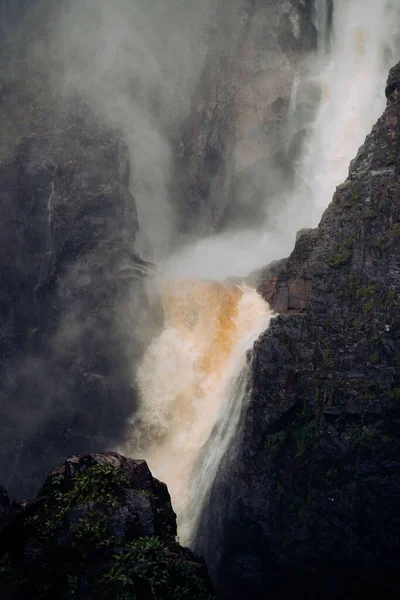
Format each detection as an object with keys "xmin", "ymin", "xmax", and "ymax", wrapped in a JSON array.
[{"xmin": 126, "ymin": 280, "xmax": 271, "ymax": 543}]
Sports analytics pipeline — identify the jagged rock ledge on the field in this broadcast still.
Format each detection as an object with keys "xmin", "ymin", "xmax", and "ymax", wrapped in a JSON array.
[
  {"xmin": 0, "ymin": 452, "xmax": 214, "ymax": 599},
  {"xmin": 195, "ymin": 60, "xmax": 400, "ymax": 600}
]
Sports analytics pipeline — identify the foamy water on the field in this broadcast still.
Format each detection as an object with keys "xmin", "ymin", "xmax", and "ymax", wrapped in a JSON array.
[
  {"xmin": 159, "ymin": 0, "xmax": 400, "ymax": 281},
  {"xmin": 302, "ymin": 0, "xmax": 400, "ymax": 224},
  {"xmin": 123, "ymin": 0, "xmax": 400, "ymax": 544},
  {"xmin": 125, "ymin": 282, "xmax": 271, "ymax": 543}
]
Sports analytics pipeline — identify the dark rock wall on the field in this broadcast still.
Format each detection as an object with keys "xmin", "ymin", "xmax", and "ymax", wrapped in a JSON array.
[
  {"xmin": 195, "ymin": 63, "xmax": 400, "ymax": 599},
  {"xmin": 0, "ymin": 453, "xmax": 214, "ymax": 599},
  {"xmin": 0, "ymin": 100, "xmax": 154, "ymax": 498},
  {"xmin": 173, "ymin": 0, "xmax": 318, "ymax": 236},
  {"xmin": 0, "ymin": 0, "xmax": 168, "ymax": 498},
  {"xmin": 0, "ymin": 0, "xmax": 322, "ymax": 500}
]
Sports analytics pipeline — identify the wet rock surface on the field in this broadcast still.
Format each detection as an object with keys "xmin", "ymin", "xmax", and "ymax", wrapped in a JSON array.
[
  {"xmin": 385, "ymin": 60, "xmax": 400, "ymax": 101},
  {"xmin": 0, "ymin": 96, "xmax": 156, "ymax": 498},
  {"xmin": 196, "ymin": 62, "xmax": 400, "ymax": 599},
  {"xmin": 174, "ymin": 0, "xmax": 318, "ymax": 235},
  {"xmin": 0, "ymin": 452, "xmax": 213, "ymax": 599}
]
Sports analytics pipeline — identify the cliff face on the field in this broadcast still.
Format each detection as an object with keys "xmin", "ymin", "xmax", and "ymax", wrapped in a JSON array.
[
  {"xmin": 0, "ymin": 452, "xmax": 213, "ymax": 599},
  {"xmin": 0, "ymin": 0, "xmax": 322, "ymax": 500},
  {"xmin": 0, "ymin": 96, "xmax": 155, "ymax": 498},
  {"xmin": 195, "ymin": 62, "xmax": 400, "ymax": 599},
  {"xmin": 173, "ymin": 0, "xmax": 318, "ymax": 235}
]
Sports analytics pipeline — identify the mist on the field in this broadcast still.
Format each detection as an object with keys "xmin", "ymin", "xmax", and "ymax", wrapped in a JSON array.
[
  {"xmin": 1, "ymin": 0, "xmax": 400, "ymax": 502},
  {"xmin": 0, "ymin": 0, "xmax": 218, "ymax": 495},
  {"xmin": 163, "ymin": 0, "xmax": 400, "ymax": 282}
]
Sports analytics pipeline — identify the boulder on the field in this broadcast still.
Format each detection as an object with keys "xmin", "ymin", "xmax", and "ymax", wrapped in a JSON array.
[{"xmin": 0, "ymin": 452, "xmax": 213, "ymax": 599}]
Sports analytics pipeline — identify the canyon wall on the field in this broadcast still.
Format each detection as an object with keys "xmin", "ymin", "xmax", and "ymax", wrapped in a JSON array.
[
  {"xmin": 174, "ymin": 0, "xmax": 318, "ymax": 236},
  {"xmin": 195, "ymin": 63, "xmax": 400, "ymax": 600}
]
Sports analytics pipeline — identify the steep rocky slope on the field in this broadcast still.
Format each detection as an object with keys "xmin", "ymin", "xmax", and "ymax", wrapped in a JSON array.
[
  {"xmin": 195, "ymin": 62, "xmax": 400, "ymax": 599},
  {"xmin": 174, "ymin": 0, "xmax": 319, "ymax": 235},
  {"xmin": 0, "ymin": 95, "xmax": 155, "ymax": 497},
  {"xmin": 0, "ymin": 452, "xmax": 213, "ymax": 599},
  {"xmin": 0, "ymin": 0, "xmax": 321, "ymax": 499},
  {"xmin": 0, "ymin": 1, "xmax": 169, "ymax": 499}
]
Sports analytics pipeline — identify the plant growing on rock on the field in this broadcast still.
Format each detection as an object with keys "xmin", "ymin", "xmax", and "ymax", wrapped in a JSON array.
[
  {"xmin": 0, "ymin": 454, "xmax": 214, "ymax": 600},
  {"xmin": 326, "ymin": 246, "xmax": 352, "ymax": 268}
]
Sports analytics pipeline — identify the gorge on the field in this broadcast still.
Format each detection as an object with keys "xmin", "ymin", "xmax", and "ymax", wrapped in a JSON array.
[{"xmin": 1, "ymin": 0, "xmax": 400, "ymax": 598}]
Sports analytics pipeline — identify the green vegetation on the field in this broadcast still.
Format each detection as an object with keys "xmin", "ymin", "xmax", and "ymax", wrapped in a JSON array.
[
  {"xmin": 348, "ymin": 424, "xmax": 394, "ymax": 455},
  {"xmin": 294, "ymin": 420, "xmax": 318, "ymax": 456},
  {"xmin": 356, "ymin": 284, "xmax": 376, "ymax": 299},
  {"xmin": 104, "ymin": 537, "xmax": 213, "ymax": 600},
  {"xmin": 326, "ymin": 246, "xmax": 352, "ymax": 268},
  {"xmin": 326, "ymin": 467, "xmax": 338, "ymax": 480},
  {"xmin": 391, "ymin": 222, "xmax": 400, "ymax": 236},
  {"xmin": 345, "ymin": 274, "xmax": 378, "ymax": 302},
  {"xmin": 344, "ymin": 236, "xmax": 355, "ymax": 249},
  {"xmin": 343, "ymin": 186, "xmax": 362, "ymax": 208},
  {"xmin": 264, "ymin": 431, "xmax": 286, "ymax": 458},
  {"xmin": 39, "ymin": 463, "xmax": 129, "ymax": 544},
  {"xmin": 322, "ymin": 348, "xmax": 334, "ymax": 368},
  {"xmin": 386, "ymin": 289, "xmax": 398, "ymax": 308},
  {"xmin": 389, "ymin": 386, "xmax": 400, "ymax": 400},
  {"xmin": 293, "ymin": 407, "xmax": 319, "ymax": 457},
  {"xmin": 386, "ymin": 151, "xmax": 397, "ymax": 166},
  {"xmin": 364, "ymin": 300, "xmax": 374, "ymax": 315},
  {"xmin": 1, "ymin": 463, "xmax": 214, "ymax": 599}
]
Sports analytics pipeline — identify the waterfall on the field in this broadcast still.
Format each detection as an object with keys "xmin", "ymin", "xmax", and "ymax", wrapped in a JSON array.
[
  {"xmin": 124, "ymin": 282, "xmax": 271, "ymax": 544},
  {"xmin": 291, "ymin": 0, "xmax": 400, "ymax": 230},
  {"xmin": 123, "ymin": 0, "xmax": 400, "ymax": 547},
  {"xmin": 312, "ymin": 0, "xmax": 331, "ymax": 53}
]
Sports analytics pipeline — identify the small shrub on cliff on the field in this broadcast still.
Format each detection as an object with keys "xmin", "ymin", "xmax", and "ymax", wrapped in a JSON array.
[
  {"xmin": 292, "ymin": 407, "xmax": 319, "ymax": 456},
  {"xmin": 0, "ymin": 458, "xmax": 215, "ymax": 600},
  {"xmin": 104, "ymin": 537, "xmax": 214, "ymax": 600},
  {"xmin": 326, "ymin": 246, "xmax": 351, "ymax": 268},
  {"xmin": 38, "ymin": 463, "xmax": 128, "ymax": 543},
  {"xmin": 294, "ymin": 420, "xmax": 319, "ymax": 456},
  {"xmin": 104, "ymin": 537, "xmax": 168, "ymax": 595},
  {"xmin": 264, "ymin": 431, "xmax": 286, "ymax": 458},
  {"xmin": 348, "ymin": 424, "xmax": 394, "ymax": 457}
]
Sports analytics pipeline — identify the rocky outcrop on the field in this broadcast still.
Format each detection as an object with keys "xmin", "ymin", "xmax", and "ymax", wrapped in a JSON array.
[
  {"xmin": 258, "ymin": 227, "xmax": 318, "ymax": 313},
  {"xmin": 386, "ymin": 60, "xmax": 400, "ymax": 102},
  {"xmin": 174, "ymin": 0, "xmax": 318, "ymax": 235},
  {"xmin": 195, "ymin": 62, "xmax": 400, "ymax": 599},
  {"xmin": 0, "ymin": 95, "xmax": 156, "ymax": 498},
  {"xmin": 0, "ymin": 452, "xmax": 213, "ymax": 599}
]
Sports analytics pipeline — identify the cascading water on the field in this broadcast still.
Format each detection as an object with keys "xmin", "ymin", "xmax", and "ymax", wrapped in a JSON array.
[
  {"xmin": 292, "ymin": 0, "xmax": 400, "ymax": 229},
  {"xmin": 125, "ymin": 281, "xmax": 272, "ymax": 544},
  {"xmin": 124, "ymin": 0, "xmax": 400, "ymax": 547}
]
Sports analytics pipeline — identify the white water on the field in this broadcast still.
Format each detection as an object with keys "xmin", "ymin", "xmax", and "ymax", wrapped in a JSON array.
[
  {"xmin": 124, "ymin": 0, "xmax": 400, "ymax": 544},
  {"xmin": 298, "ymin": 0, "xmax": 400, "ymax": 226},
  {"xmin": 125, "ymin": 282, "xmax": 271, "ymax": 544},
  {"xmin": 160, "ymin": 0, "xmax": 400, "ymax": 281}
]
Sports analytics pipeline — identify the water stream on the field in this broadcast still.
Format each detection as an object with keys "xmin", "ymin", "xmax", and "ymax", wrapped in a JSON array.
[{"xmin": 125, "ymin": 0, "xmax": 400, "ymax": 544}]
